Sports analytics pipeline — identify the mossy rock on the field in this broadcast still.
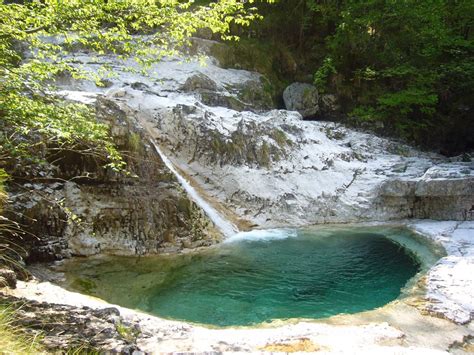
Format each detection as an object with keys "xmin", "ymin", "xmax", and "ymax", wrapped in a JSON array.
[
  {"xmin": 200, "ymin": 92, "xmax": 246, "ymax": 112},
  {"xmin": 208, "ymin": 39, "xmax": 296, "ymax": 106},
  {"xmin": 237, "ymin": 78, "xmax": 274, "ymax": 111},
  {"xmin": 181, "ymin": 73, "xmax": 218, "ymax": 92},
  {"xmin": 283, "ymin": 82, "xmax": 319, "ymax": 118},
  {"xmin": 270, "ymin": 129, "xmax": 289, "ymax": 147}
]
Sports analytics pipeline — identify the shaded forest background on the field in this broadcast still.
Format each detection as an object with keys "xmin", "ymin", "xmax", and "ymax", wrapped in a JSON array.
[{"xmin": 216, "ymin": 0, "xmax": 473, "ymax": 155}]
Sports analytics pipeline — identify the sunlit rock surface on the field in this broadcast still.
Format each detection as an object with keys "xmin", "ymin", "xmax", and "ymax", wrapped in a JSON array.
[
  {"xmin": 53, "ymin": 39, "xmax": 473, "ymax": 326},
  {"xmin": 55, "ymin": 38, "xmax": 472, "ymax": 229},
  {"xmin": 4, "ymin": 37, "xmax": 473, "ymax": 353},
  {"xmin": 409, "ymin": 220, "xmax": 474, "ymax": 324}
]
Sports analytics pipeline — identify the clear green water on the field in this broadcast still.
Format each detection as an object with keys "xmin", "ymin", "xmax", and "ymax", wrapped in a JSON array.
[{"xmin": 59, "ymin": 226, "xmax": 441, "ymax": 327}]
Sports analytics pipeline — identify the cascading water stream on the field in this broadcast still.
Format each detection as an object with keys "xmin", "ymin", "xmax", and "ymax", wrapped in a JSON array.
[{"xmin": 151, "ymin": 140, "xmax": 238, "ymax": 237}]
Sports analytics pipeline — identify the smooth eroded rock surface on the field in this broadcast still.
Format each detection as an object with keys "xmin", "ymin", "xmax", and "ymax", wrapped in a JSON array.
[
  {"xmin": 409, "ymin": 220, "xmax": 474, "ymax": 324},
  {"xmin": 6, "ymin": 37, "xmax": 472, "ymax": 353},
  {"xmin": 283, "ymin": 82, "xmax": 320, "ymax": 118}
]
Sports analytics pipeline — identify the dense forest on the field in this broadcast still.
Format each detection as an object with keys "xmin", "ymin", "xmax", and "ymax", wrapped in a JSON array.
[{"xmin": 223, "ymin": 0, "xmax": 473, "ymax": 154}]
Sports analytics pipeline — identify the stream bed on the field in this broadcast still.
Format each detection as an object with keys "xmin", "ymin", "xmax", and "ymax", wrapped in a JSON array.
[{"xmin": 57, "ymin": 226, "xmax": 442, "ymax": 326}]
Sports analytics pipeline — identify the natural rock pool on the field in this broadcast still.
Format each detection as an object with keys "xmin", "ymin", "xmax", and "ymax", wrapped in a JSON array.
[{"xmin": 58, "ymin": 226, "xmax": 441, "ymax": 327}]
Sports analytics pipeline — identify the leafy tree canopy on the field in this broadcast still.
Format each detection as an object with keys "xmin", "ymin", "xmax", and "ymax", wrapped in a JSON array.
[
  {"xmin": 236, "ymin": 0, "xmax": 473, "ymax": 153},
  {"xmin": 0, "ymin": 0, "xmax": 271, "ymax": 175},
  {"xmin": 311, "ymin": 0, "xmax": 473, "ymax": 152}
]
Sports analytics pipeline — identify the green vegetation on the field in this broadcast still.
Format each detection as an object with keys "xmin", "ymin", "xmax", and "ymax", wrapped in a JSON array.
[
  {"xmin": 0, "ymin": 0, "xmax": 271, "ymax": 177},
  {"xmin": 317, "ymin": 1, "xmax": 473, "ymax": 153},
  {"xmin": 115, "ymin": 321, "xmax": 139, "ymax": 344},
  {"xmin": 238, "ymin": 0, "xmax": 473, "ymax": 154},
  {"xmin": 270, "ymin": 129, "xmax": 288, "ymax": 147},
  {"xmin": 0, "ymin": 169, "xmax": 6, "ymax": 206},
  {"xmin": 0, "ymin": 305, "xmax": 44, "ymax": 354}
]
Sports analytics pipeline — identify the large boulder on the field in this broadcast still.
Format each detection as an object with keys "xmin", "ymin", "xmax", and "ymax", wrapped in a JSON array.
[
  {"xmin": 283, "ymin": 82, "xmax": 319, "ymax": 118},
  {"xmin": 181, "ymin": 73, "xmax": 218, "ymax": 92}
]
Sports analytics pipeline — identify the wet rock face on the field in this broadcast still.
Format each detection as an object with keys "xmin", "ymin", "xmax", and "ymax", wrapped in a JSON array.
[
  {"xmin": 1, "ymin": 294, "xmax": 141, "ymax": 353},
  {"xmin": 9, "ymin": 98, "xmax": 219, "ymax": 259}
]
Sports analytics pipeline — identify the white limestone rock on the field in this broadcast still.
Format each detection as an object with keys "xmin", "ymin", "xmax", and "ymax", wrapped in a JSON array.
[
  {"xmin": 410, "ymin": 220, "xmax": 474, "ymax": 324},
  {"xmin": 53, "ymin": 40, "xmax": 474, "ymax": 326}
]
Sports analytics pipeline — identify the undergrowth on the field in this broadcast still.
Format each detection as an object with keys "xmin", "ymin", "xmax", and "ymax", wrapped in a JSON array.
[
  {"xmin": 0, "ymin": 305, "xmax": 44, "ymax": 354},
  {"xmin": 0, "ymin": 170, "xmax": 44, "ymax": 354}
]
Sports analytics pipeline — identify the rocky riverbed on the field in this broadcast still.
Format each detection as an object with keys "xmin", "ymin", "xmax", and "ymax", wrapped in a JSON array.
[
  {"xmin": 56, "ymin": 38, "xmax": 473, "ymax": 231},
  {"xmin": 1, "ymin": 37, "xmax": 473, "ymax": 353},
  {"xmin": 5, "ymin": 220, "xmax": 474, "ymax": 353}
]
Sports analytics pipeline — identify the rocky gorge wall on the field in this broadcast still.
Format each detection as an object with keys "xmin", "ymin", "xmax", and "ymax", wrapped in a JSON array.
[
  {"xmin": 7, "ymin": 37, "xmax": 473, "ymax": 262},
  {"xmin": 7, "ymin": 96, "xmax": 219, "ymax": 262},
  {"xmin": 139, "ymin": 99, "xmax": 473, "ymax": 227},
  {"xmin": 1, "ymin": 37, "xmax": 473, "ymax": 354}
]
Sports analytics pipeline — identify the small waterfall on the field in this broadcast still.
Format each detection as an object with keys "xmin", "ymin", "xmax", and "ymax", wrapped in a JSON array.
[{"xmin": 151, "ymin": 141, "xmax": 238, "ymax": 237}]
